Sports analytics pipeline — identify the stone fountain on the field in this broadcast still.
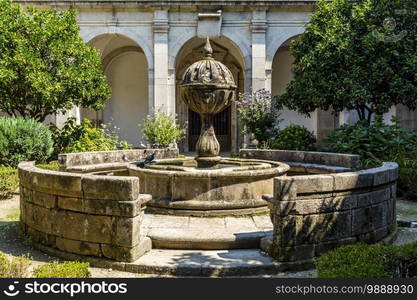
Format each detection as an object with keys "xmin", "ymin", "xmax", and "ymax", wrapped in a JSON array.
[
  {"xmin": 128, "ymin": 37, "xmax": 290, "ymax": 216},
  {"xmin": 179, "ymin": 37, "xmax": 236, "ymax": 168}
]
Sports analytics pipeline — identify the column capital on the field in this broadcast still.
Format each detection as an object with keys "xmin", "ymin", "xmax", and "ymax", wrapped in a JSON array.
[
  {"xmin": 251, "ymin": 9, "xmax": 267, "ymax": 33},
  {"xmin": 153, "ymin": 9, "xmax": 169, "ymax": 33}
]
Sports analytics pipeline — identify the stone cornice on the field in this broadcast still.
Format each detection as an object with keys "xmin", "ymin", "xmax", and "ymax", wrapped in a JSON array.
[
  {"xmin": 15, "ymin": 0, "xmax": 318, "ymax": 8},
  {"xmin": 153, "ymin": 9, "xmax": 169, "ymax": 33}
]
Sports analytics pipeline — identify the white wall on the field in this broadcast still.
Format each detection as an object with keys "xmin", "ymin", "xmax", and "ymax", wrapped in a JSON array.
[
  {"xmin": 104, "ymin": 51, "xmax": 148, "ymax": 146},
  {"xmin": 271, "ymin": 47, "xmax": 316, "ymax": 133}
]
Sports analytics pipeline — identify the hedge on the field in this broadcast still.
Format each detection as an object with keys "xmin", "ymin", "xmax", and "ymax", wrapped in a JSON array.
[
  {"xmin": 316, "ymin": 242, "xmax": 417, "ymax": 278},
  {"xmin": 0, "ymin": 167, "xmax": 18, "ymax": 199}
]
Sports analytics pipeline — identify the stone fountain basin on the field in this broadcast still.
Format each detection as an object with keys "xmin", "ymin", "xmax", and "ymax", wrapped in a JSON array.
[{"xmin": 127, "ymin": 158, "xmax": 290, "ymax": 216}]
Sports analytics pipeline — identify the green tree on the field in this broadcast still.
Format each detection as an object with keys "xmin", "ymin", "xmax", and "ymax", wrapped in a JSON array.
[
  {"xmin": 277, "ymin": 0, "xmax": 417, "ymax": 122},
  {"xmin": 0, "ymin": 0, "xmax": 110, "ymax": 122}
]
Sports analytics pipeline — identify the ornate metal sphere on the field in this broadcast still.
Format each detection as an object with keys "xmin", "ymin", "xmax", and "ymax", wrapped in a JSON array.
[{"xmin": 179, "ymin": 37, "xmax": 237, "ymax": 115}]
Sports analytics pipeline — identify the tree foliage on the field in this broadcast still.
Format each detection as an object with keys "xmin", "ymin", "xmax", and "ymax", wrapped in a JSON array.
[
  {"xmin": 0, "ymin": 0, "xmax": 110, "ymax": 121},
  {"xmin": 277, "ymin": 0, "xmax": 417, "ymax": 122}
]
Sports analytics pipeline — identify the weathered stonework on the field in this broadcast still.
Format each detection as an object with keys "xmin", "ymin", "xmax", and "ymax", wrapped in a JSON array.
[
  {"xmin": 128, "ymin": 158, "xmax": 290, "ymax": 216},
  {"xmin": 18, "ymin": 161, "xmax": 153, "ymax": 262},
  {"xmin": 240, "ymin": 149, "xmax": 360, "ymax": 170},
  {"xmin": 18, "ymin": 149, "xmax": 399, "ymax": 273},
  {"xmin": 243, "ymin": 150, "xmax": 397, "ymax": 267},
  {"xmin": 59, "ymin": 148, "xmax": 179, "ymax": 173},
  {"xmin": 262, "ymin": 162, "xmax": 398, "ymax": 265}
]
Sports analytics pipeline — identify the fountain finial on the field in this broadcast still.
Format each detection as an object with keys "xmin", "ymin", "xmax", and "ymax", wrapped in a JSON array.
[{"xmin": 203, "ymin": 37, "xmax": 213, "ymax": 58}]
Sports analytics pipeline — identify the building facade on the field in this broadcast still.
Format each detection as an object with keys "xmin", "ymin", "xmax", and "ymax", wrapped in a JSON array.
[{"xmin": 14, "ymin": 0, "xmax": 417, "ymax": 151}]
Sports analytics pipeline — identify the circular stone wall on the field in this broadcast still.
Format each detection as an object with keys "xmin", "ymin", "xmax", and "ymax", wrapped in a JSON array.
[
  {"xmin": 241, "ymin": 149, "xmax": 398, "ymax": 269},
  {"xmin": 127, "ymin": 158, "xmax": 290, "ymax": 216},
  {"xmin": 18, "ymin": 161, "xmax": 152, "ymax": 263}
]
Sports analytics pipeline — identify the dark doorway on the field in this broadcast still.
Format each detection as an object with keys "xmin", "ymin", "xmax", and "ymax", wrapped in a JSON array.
[{"xmin": 188, "ymin": 107, "xmax": 231, "ymax": 152}]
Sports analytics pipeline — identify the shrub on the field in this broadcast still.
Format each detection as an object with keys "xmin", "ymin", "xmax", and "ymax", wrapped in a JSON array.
[
  {"xmin": 322, "ymin": 115, "xmax": 417, "ymax": 199},
  {"xmin": 0, "ymin": 117, "xmax": 53, "ymax": 167},
  {"xmin": 394, "ymin": 241, "xmax": 417, "ymax": 278},
  {"xmin": 0, "ymin": 252, "xmax": 31, "ymax": 278},
  {"xmin": 50, "ymin": 118, "xmax": 130, "ymax": 156},
  {"xmin": 321, "ymin": 116, "xmax": 417, "ymax": 167},
  {"xmin": 237, "ymin": 89, "xmax": 281, "ymax": 146},
  {"xmin": 398, "ymin": 168, "xmax": 417, "ymax": 200},
  {"xmin": 316, "ymin": 243, "xmax": 395, "ymax": 278},
  {"xmin": 141, "ymin": 110, "xmax": 185, "ymax": 148},
  {"xmin": 316, "ymin": 242, "xmax": 417, "ymax": 278},
  {"xmin": 396, "ymin": 157, "xmax": 417, "ymax": 200},
  {"xmin": 272, "ymin": 124, "xmax": 316, "ymax": 151},
  {"xmin": 33, "ymin": 261, "xmax": 91, "ymax": 278},
  {"xmin": 0, "ymin": 167, "xmax": 18, "ymax": 199}
]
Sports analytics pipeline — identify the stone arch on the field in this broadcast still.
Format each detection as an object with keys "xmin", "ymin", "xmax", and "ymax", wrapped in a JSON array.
[
  {"xmin": 172, "ymin": 34, "xmax": 248, "ymax": 72},
  {"xmin": 168, "ymin": 29, "xmax": 196, "ymax": 70},
  {"xmin": 175, "ymin": 36, "xmax": 246, "ymax": 153},
  {"xmin": 271, "ymin": 33, "xmax": 339, "ymax": 142},
  {"xmin": 270, "ymin": 34, "xmax": 316, "ymax": 132},
  {"xmin": 220, "ymin": 31, "xmax": 251, "ymax": 71},
  {"xmin": 266, "ymin": 28, "xmax": 305, "ymax": 69},
  {"xmin": 83, "ymin": 29, "xmax": 153, "ymax": 69},
  {"xmin": 102, "ymin": 46, "xmax": 144, "ymax": 73},
  {"xmin": 82, "ymin": 33, "xmax": 149, "ymax": 147}
]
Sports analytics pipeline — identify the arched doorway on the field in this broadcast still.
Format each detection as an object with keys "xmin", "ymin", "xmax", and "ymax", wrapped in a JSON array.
[
  {"xmin": 175, "ymin": 37, "xmax": 245, "ymax": 153},
  {"xmin": 271, "ymin": 35, "xmax": 338, "ymax": 141},
  {"xmin": 83, "ymin": 34, "xmax": 149, "ymax": 147},
  {"xmin": 271, "ymin": 36, "xmax": 317, "ymax": 132}
]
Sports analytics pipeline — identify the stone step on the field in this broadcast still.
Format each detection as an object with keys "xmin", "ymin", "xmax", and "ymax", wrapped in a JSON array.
[
  {"xmin": 124, "ymin": 249, "xmax": 283, "ymax": 276},
  {"xmin": 34, "ymin": 241, "xmax": 315, "ymax": 277},
  {"xmin": 147, "ymin": 228, "xmax": 269, "ymax": 249},
  {"xmin": 141, "ymin": 213, "xmax": 273, "ymax": 250}
]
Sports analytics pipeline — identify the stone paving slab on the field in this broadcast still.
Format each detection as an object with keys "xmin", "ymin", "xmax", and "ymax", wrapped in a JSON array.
[
  {"xmin": 142, "ymin": 213, "xmax": 273, "ymax": 250},
  {"xmin": 397, "ymin": 199, "xmax": 417, "ymax": 223},
  {"xmin": 189, "ymin": 217, "xmax": 226, "ymax": 228},
  {"xmin": 125, "ymin": 249, "xmax": 282, "ymax": 276},
  {"xmin": 393, "ymin": 228, "xmax": 417, "ymax": 246}
]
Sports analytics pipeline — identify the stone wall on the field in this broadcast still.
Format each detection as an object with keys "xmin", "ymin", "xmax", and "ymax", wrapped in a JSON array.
[
  {"xmin": 241, "ymin": 149, "xmax": 398, "ymax": 267},
  {"xmin": 264, "ymin": 162, "xmax": 398, "ymax": 267},
  {"xmin": 59, "ymin": 148, "xmax": 178, "ymax": 173},
  {"xmin": 240, "ymin": 149, "xmax": 360, "ymax": 173},
  {"xmin": 18, "ymin": 161, "xmax": 152, "ymax": 262}
]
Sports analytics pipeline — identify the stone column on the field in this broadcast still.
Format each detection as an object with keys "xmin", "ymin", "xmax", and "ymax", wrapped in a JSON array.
[
  {"xmin": 395, "ymin": 104, "xmax": 417, "ymax": 130},
  {"xmin": 251, "ymin": 10, "xmax": 267, "ymax": 92},
  {"xmin": 265, "ymin": 68, "xmax": 273, "ymax": 92},
  {"xmin": 383, "ymin": 106, "xmax": 397, "ymax": 125},
  {"xmin": 148, "ymin": 68, "xmax": 155, "ymax": 114},
  {"xmin": 74, "ymin": 106, "xmax": 81, "ymax": 125},
  {"xmin": 167, "ymin": 68, "xmax": 176, "ymax": 116},
  {"xmin": 153, "ymin": 9, "xmax": 170, "ymax": 113},
  {"xmin": 316, "ymin": 109, "xmax": 338, "ymax": 144}
]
